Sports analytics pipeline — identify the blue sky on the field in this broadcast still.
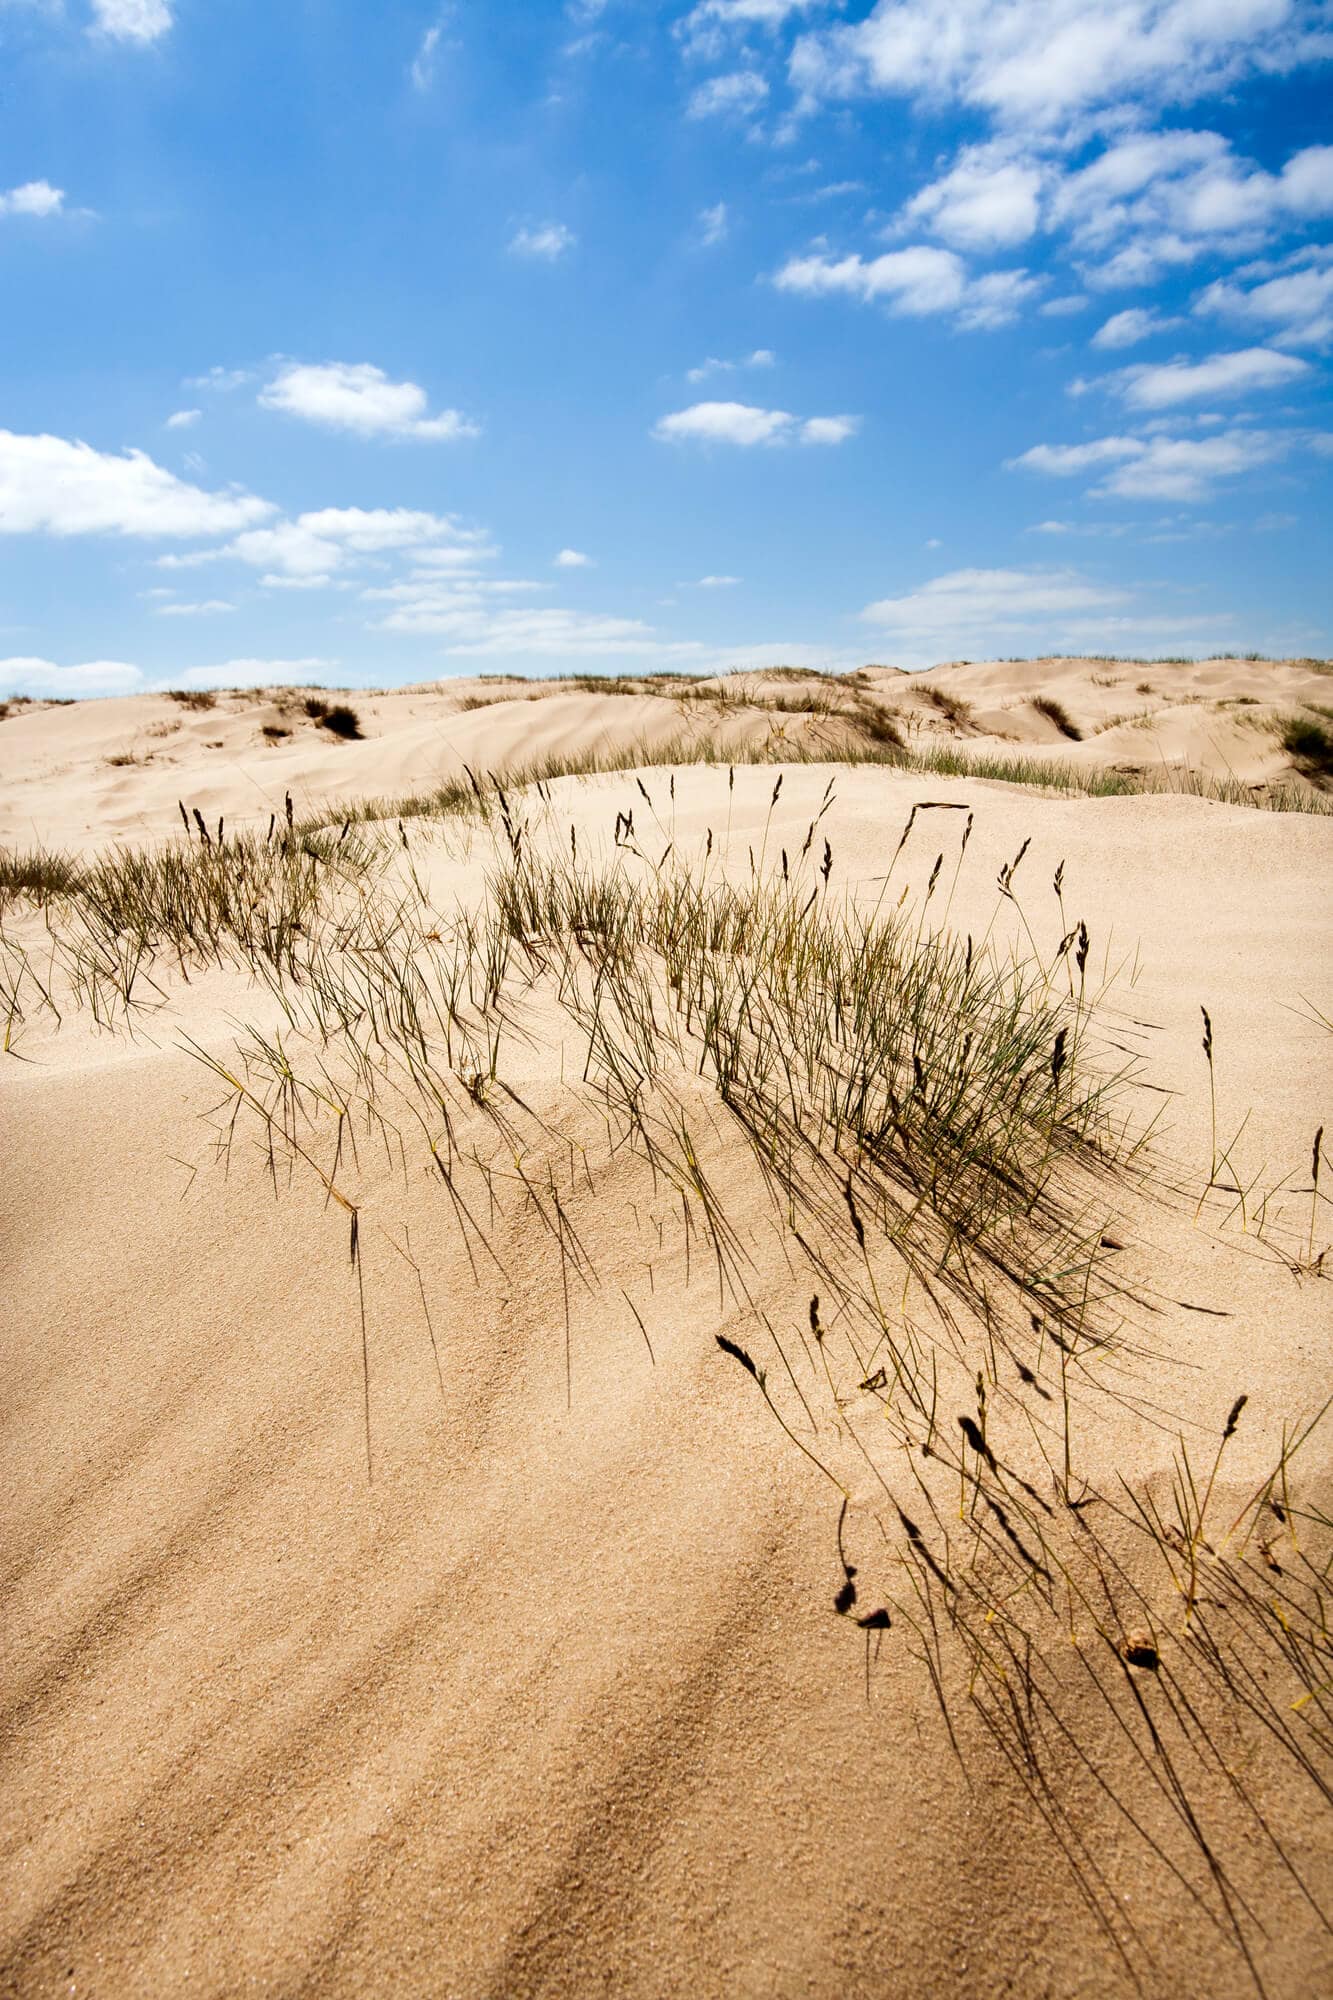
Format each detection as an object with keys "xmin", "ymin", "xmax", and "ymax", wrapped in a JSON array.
[{"xmin": 1, "ymin": 0, "xmax": 1331, "ymax": 696}]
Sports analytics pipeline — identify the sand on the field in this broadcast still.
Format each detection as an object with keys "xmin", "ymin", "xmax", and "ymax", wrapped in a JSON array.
[{"xmin": 2, "ymin": 664, "xmax": 1331, "ymax": 1998}]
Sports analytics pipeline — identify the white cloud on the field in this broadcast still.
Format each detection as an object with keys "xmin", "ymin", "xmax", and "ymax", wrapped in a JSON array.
[
  {"xmin": 686, "ymin": 348, "xmax": 776, "ymax": 382},
  {"xmin": 775, "ymin": 243, "xmax": 1039, "ymax": 327},
  {"xmin": 185, "ymin": 365, "xmax": 255, "ymax": 393},
  {"xmin": 0, "ymin": 180, "xmax": 65, "ymax": 219},
  {"xmin": 411, "ymin": 22, "xmax": 443, "ymax": 91},
  {"xmin": 694, "ymin": 574, "xmax": 741, "ymax": 586},
  {"xmin": 655, "ymin": 402, "xmax": 790, "ymax": 446},
  {"xmin": 1039, "ymin": 293, "xmax": 1089, "ymax": 317},
  {"xmin": 220, "ymin": 506, "xmax": 482, "ymax": 580},
  {"xmin": 687, "ymin": 70, "xmax": 769, "ymax": 120},
  {"xmin": 90, "ymin": 0, "xmax": 173, "ymax": 44},
  {"xmin": 554, "ymin": 547, "xmax": 593, "ymax": 567},
  {"xmin": 900, "ymin": 149, "xmax": 1043, "ymax": 249},
  {"xmin": 509, "ymin": 222, "xmax": 576, "ymax": 260},
  {"xmin": 1095, "ymin": 429, "xmax": 1290, "ymax": 500},
  {"xmin": 154, "ymin": 599, "xmax": 235, "ymax": 617},
  {"xmin": 1051, "ymin": 132, "xmax": 1333, "ymax": 285},
  {"xmin": 258, "ymin": 361, "xmax": 478, "ymax": 441},
  {"xmin": 800, "ymin": 413, "xmax": 860, "ymax": 443},
  {"xmin": 861, "ymin": 565, "xmax": 1122, "ymax": 634},
  {"xmin": 776, "ymin": 245, "xmax": 966, "ymax": 312},
  {"xmin": 165, "ymin": 408, "xmax": 202, "ymax": 430},
  {"xmin": 652, "ymin": 400, "xmax": 858, "ymax": 446},
  {"xmin": 790, "ymin": 1, "xmax": 1315, "ymax": 129},
  {"xmin": 679, "ymin": 0, "xmax": 826, "ymax": 62},
  {"xmin": 1091, "ymin": 306, "xmax": 1182, "ymax": 349},
  {"xmin": 379, "ymin": 597, "xmax": 682, "ymax": 656},
  {"xmin": 0, "ymin": 656, "xmax": 145, "ymax": 698},
  {"xmin": 1111, "ymin": 345, "xmax": 1309, "ymax": 408},
  {"xmin": 1009, "ymin": 436, "xmax": 1150, "ymax": 475},
  {"xmin": 699, "ymin": 200, "xmax": 730, "ymax": 245},
  {"xmin": 1011, "ymin": 426, "xmax": 1295, "ymax": 501},
  {"xmin": 1195, "ymin": 255, "xmax": 1333, "ymax": 347},
  {"xmin": 0, "ymin": 431, "xmax": 274, "ymax": 539},
  {"xmin": 156, "ymin": 659, "xmax": 340, "ymax": 692}
]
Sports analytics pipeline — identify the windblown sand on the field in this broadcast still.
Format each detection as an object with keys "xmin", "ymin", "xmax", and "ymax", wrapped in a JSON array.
[{"xmin": 2, "ymin": 664, "xmax": 1330, "ymax": 1998}]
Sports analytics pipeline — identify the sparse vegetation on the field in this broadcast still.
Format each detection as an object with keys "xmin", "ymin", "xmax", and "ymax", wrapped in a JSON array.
[
  {"xmin": 1282, "ymin": 713, "xmax": 1333, "ymax": 777},
  {"xmin": 166, "ymin": 689, "xmax": 218, "ymax": 710},
  {"xmin": 922, "ymin": 685, "xmax": 974, "ymax": 727},
  {"xmin": 1031, "ymin": 694, "xmax": 1084, "ymax": 741},
  {"xmin": 3, "ymin": 743, "xmax": 1328, "ymax": 1995}
]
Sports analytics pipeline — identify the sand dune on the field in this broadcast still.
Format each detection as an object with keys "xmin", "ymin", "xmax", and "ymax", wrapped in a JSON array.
[
  {"xmin": 2, "ymin": 653, "xmax": 1329, "ymax": 852},
  {"xmin": 2, "ymin": 672, "xmax": 1331, "ymax": 1997}
]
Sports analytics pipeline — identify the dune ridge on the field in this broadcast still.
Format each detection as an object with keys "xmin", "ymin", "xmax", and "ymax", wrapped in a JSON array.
[{"xmin": 2, "ymin": 654, "xmax": 1330, "ymax": 855}]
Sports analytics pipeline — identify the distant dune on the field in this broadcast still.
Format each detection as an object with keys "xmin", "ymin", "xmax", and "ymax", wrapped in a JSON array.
[
  {"xmin": 2, "ymin": 662, "xmax": 1330, "ymax": 1999},
  {"xmin": 2, "ymin": 653, "xmax": 1330, "ymax": 851}
]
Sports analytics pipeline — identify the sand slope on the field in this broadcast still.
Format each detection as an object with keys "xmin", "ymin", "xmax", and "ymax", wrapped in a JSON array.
[{"xmin": 2, "ymin": 734, "xmax": 1331, "ymax": 1996}]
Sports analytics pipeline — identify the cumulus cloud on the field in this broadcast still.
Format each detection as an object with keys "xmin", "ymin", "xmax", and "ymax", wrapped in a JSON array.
[
  {"xmin": 687, "ymin": 70, "xmax": 769, "ymax": 120},
  {"xmin": 374, "ymin": 591, "xmax": 683, "ymax": 656},
  {"xmin": 652, "ymin": 400, "xmax": 859, "ymax": 445},
  {"xmin": 509, "ymin": 222, "xmax": 577, "ymax": 260},
  {"xmin": 789, "ymin": 0, "xmax": 1317, "ymax": 129},
  {"xmin": 218, "ymin": 507, "xmax": 485, "ymax": 580},
  {"xmin": 686, "ymin": 348, "xmax": 776, "ymax": 383},
  {"xmin": 0, "ymin": 431, "xmax": 274, "ymax": 539},
  {"xmin": 861, "ymin": 565, "xmax": 1122, "ymax": 634},
  {"xmin": 1010, "ymin": 426, "xmax": 1297, "ymax": 501},
  {"xmin": 153, "ymin": 599, "xmax": 235, "ymax": 616},
  {"xmin": 1107, "ymin": 345, "xmax": 1309, "ymax": 408},
  {"xmin": 0, "ymin": 656, "xmax": 146, "ymax": 699},
  {"xmin": 258, "ymin": 361, "xmax": 478, "ymax": 441},
  {"xmin": 1195, "ymin": 254, "xmax": 1333, "ymax": 347},
  {"xmin": 800, "ymin": 414, "xmax": 860, "ymax": 443},
  {"xmin": 165, "ymin": 408, "xmax": 202, "ymax": 430},
  {"xmin": 774, "ymin": 244, "xmax": 1040, "ymax": 327},
  {"xmin": 90, "ymin": 0, "xmax": 173, "ymax": 43},
  {"xmin": 1091, "ymin": 306, "xmax": 1182, "ymax": 348},
  {"xmin": 1048, "ymin": 131, "xmax": 1333, "ymax": 287},
  {"xmin": 0, "ymin": 181, "xmax": 66, "ymax": 219},
  {"xmin": 156, "ymin": 659, "xmax": 341, "ymax": 692},
  {"xmin": 554, "ymin": 548, "xmax": 593, "ymax": 567},
  {"xmin": 682, "ymin": 0, "xmax": 824, "ymax": 49},
  {"xmin": 899, "ymin": 149, "xmax": 1043, "ymax": 249}
]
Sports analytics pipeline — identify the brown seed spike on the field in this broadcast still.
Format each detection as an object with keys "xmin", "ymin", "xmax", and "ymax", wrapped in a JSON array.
[
  {"xmin": 1222, "ymin": 1393, "xmax": 1247, "ymax": 1440},
  {"xmin": 834, "ymin": 1578, "xmax": 857, "ymax": 1616},
  {"xmin": 715, "ymin": 1333, "xmax": 759, "ymax": 1380},
  {"xmin": 857, "ymin": 1608, "xmax": 891, "ymax": 1631}
]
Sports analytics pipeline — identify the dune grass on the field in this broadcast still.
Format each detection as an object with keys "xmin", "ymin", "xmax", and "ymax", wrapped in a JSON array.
[{"xmin": 3, "ymin": 756, "xmax": 1329, "ymax": 1988}]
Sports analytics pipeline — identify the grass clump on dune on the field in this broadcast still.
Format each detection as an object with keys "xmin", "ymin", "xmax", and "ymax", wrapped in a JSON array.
[
  {"xmin": 1282, "ymin": 713, "xmax": 1333, "ymax": 777},
  {"xmin": 0, "ymin": 846, "xmax": 84, "ymax": 908},
  {"xmin": 1031, "ymin": 694, "xmax": 1084, "ymax": 740}
]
